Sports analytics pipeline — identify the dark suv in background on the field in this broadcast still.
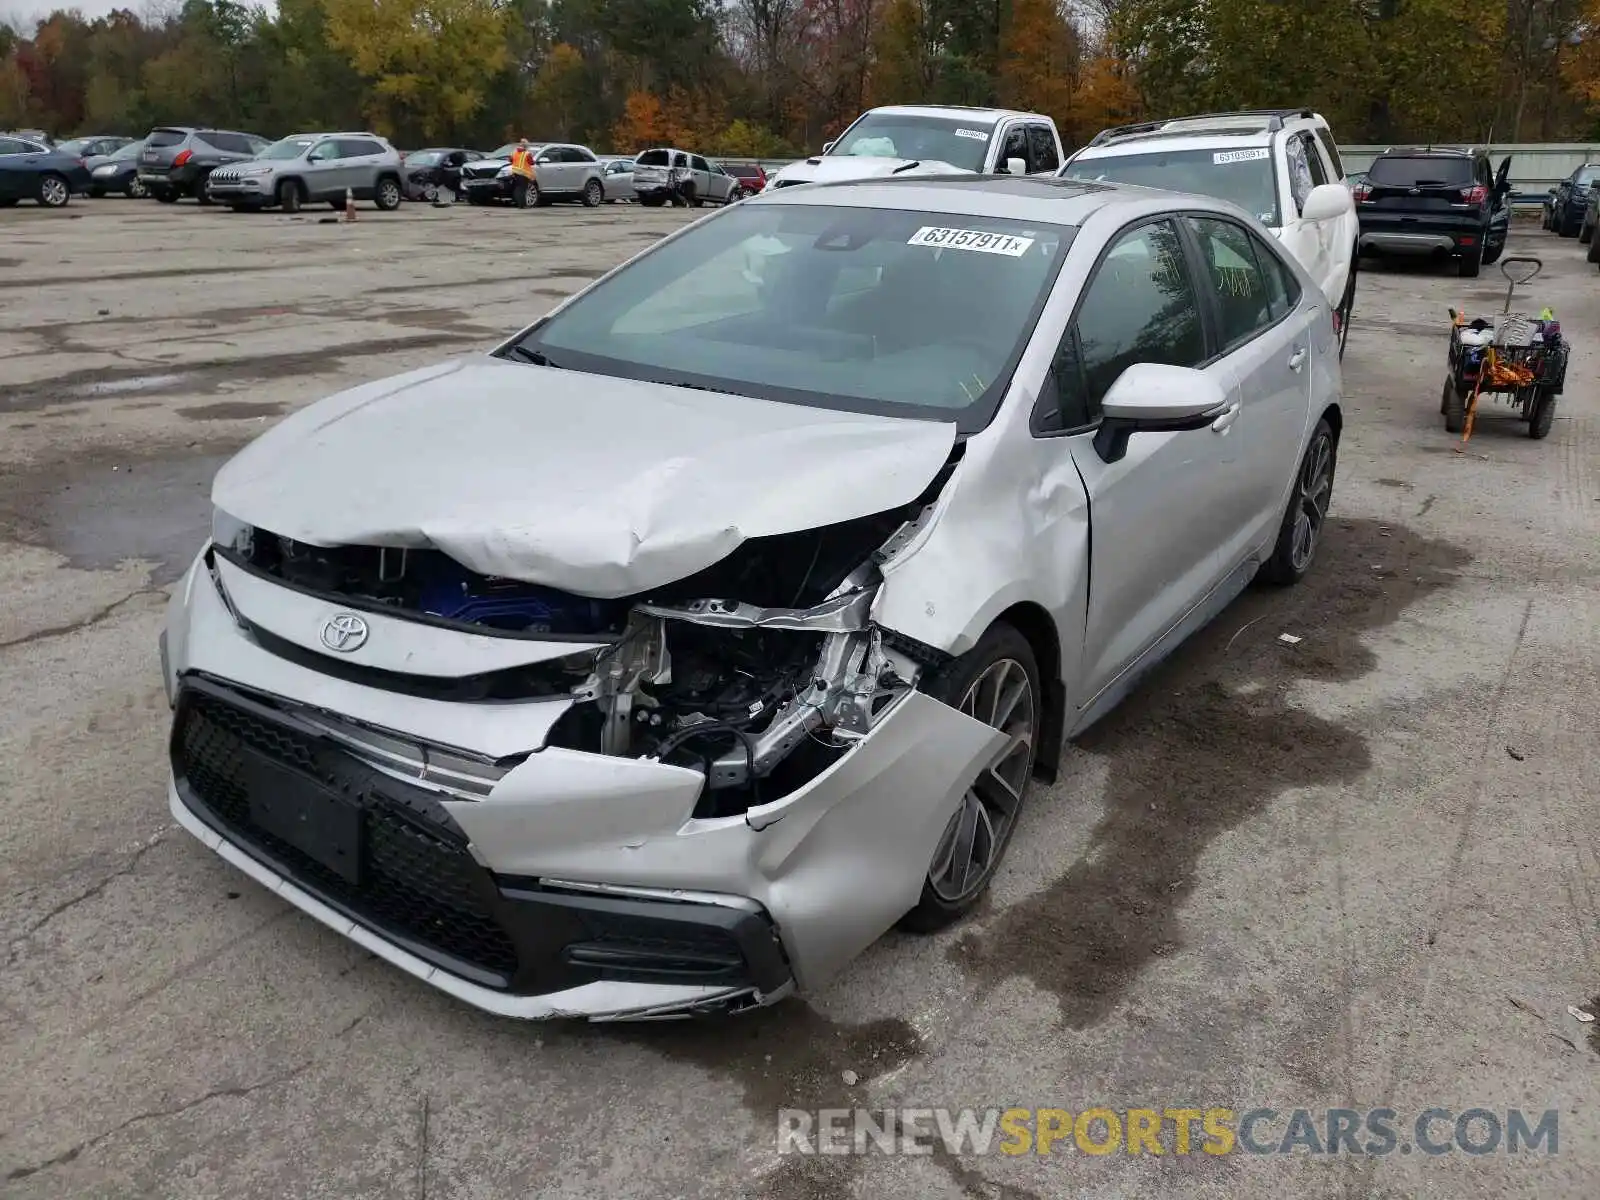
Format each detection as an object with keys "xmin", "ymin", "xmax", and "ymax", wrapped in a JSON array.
[
  {"xmin": 137, "ymin": 126, "xmax": 271, "ymax": 203},
  {"xmin": 1546, "ymin": 162, "xmax": 1600, "ymax": 237},
  {"xmin": 1353, "ymin": 147, "xmax": 1512, "ymax": 277}
]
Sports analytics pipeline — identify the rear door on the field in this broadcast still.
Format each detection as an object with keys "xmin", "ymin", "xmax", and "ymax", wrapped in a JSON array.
[
  {"xmin": 338, "ymin": 138, "xmax": 388, "ymax": 195},
  {"xmin": 0, "ymin": 137, "xmax": 29, "ymax": 198},
  {"xmin": 1184, "ymin": 214, "xmax": 1314, "ymax": 556},
  {"xmin": 690, "ymin": 154, "xmax": 715, "ymax": 198},
  {"xmin": 1053, "ymin": 218, "xmax": 1252, "ymax": 705}
]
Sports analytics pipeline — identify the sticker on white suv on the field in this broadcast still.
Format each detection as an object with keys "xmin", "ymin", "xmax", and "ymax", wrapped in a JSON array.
[{"xmin": 1214, "ymin": 148, "xmax": 1270, "ymax": 164}]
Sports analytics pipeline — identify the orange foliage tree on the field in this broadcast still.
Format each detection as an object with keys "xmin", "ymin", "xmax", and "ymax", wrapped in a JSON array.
[{"xmin": 997, "ymin": 0, "xmax": 1078, "ymax": 132}]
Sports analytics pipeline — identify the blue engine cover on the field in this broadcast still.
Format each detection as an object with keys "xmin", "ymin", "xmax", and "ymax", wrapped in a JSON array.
[{"xmin": 415, "ymin": 560, "xmax": 612, "ymax": 633}]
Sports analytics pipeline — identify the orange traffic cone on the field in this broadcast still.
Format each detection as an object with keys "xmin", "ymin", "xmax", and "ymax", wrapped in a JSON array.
[{"xmin": 343, "ymin": 187, "xmax": 357, "ymax": 222}]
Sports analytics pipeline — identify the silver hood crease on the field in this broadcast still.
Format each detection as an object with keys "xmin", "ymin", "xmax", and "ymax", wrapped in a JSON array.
[{"xmin": 211, "ymin": 359, "xmax": 958, "ymax": 598}]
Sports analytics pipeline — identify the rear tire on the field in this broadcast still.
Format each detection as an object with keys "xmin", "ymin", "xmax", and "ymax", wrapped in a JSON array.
[
  {"xmin": 153, "ymin": 188, "xmax": 178, "ymax": 203},
  {"xmin": 1443, "ymin": 378, "xmax": 1466, "ymax": 433},
  {"xmin": 1457, "ymin": 245, "xmax": 1482, "ymax": 277},
  {"xmin": 898, "ymin": 622, "xmax": 1040, "ymax": 933},
  {"xmin": 375, "ymin": 176, "xmax": 402, "ymax": 211},
  {"xmin": 1581, "ymin": 220, "xmax": 1594, "ymax": 245},
  {"xmin": 1482, "ymin": 241, "xmax": 1503, "ymax": 266},
  {"xmin": 1559, "ymin": 212, "xmax": 1579, "ymax": 237},
  {"xmin": 639, "ymin": 194, "xmax": 665, "ymax": 207},
  {"xmin": 1587, "ymin": 233, "xmax": 1600, "ymax": 264},
  {"xmin": 195, "ymin": 171, "xmax": 214, "ymax": 205},
  {"xmin": 1258, "ymin": 418, "xmax": 1337, "ymax": 586},
  {"xmin": 277, "ymin": 179, "xmax": 303, "ymax": 214},
  {"xmin": 582, "ymin": 178, "xmax": 603, "ymax": 207},
  {"xmin": 1335, "ymin": 254, "xmax": 1356, "ymax": 360},
  {"xmin": 127, "ymin": 176, "xmax": 147, "ymax": 199},
  {"xmin": 1528, "ymin": 393, "xmax": 1557, "ymax": 439}
]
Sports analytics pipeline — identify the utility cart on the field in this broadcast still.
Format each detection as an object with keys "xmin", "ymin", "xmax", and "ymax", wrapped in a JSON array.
[{"xmin": 1441, "ymin": 257, "xmax": 1568, "ymax": 441}]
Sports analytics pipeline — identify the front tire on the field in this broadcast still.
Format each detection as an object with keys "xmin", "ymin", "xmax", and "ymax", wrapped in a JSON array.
[
  {"xmin": 899, "ymin": 623, "xmax": 1040, "ymax": 933},
  {"xmin": 1580, "ymin": 219, "xmax": 1594, "ymax": 245},
  {"xmin": 1528, "ymin": 392, "xmax": 1557, "ymax": 439},
  {"xmin": 127, "ymin": 176, "xmax": 147, "ymax": 199},
  {"xmin": 1587, "ymin": 233, "xmax": 1600, "ymax": 264},
  {"xmin": 1335, "ymin": 255, "xmax": 1356, "ymax": 360},
  {"xmin": 277, "ymin": 179, "xmax": 303, "ymax": 214},
  {"xmin": 1258, "ymin": 418, "xmax": 1337, "ymax": 586},
  {"xmin": 195, "ymin": 171, "xmax": 214, "ymax": 205},
  {"xmin": 1559, "ymin": 211, "xmax": 1580, "ymax": 237}
]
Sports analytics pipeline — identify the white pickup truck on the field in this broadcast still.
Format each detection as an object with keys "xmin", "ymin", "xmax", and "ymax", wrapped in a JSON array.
[{"xmin": 768, "ymin": 105, "xmax": 1066, "ymax": 190}]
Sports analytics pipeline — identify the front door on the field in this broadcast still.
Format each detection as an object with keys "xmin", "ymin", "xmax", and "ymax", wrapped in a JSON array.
[
  {"xmin": 1054, "ymin": 218, "xmax": 1252, "ymax": 706},
  {"xmin": 0, "ymin": 138, "xmax": 27, "ymax": 199}
]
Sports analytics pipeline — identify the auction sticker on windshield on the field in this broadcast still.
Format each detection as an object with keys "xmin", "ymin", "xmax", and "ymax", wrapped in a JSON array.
[
  {"xmin": 1214, "ymin": 148, "xmax": 1270, "ymax": 164},
  {"xmin": 908, "ymin": 227, "xmax": 1034, "ymax": 256},
  {"xmin": 954, "ymin": 129, "xmax": 989, "ymax": 140}
]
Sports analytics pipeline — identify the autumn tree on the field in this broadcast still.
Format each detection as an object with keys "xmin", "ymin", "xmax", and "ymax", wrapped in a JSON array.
[
  {"xmin": 612, "ymin": 89, "xmax": 677, "ymax": 149},
  {"xmin": 997, "ymin": 0, "xmax": 1078, "ymax": 131},
  {"xmin": 324, "ymin": 0, "xmax": 510, "ymax": 143},
  {"xmin": 529, "ymin": 42, "xmax": 588, "ymax": 138}
]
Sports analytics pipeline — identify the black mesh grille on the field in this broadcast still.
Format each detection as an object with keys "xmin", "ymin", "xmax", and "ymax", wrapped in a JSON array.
[{"xmin": 173, "ymin": 685, "xmax": 519, "ymax": 982}]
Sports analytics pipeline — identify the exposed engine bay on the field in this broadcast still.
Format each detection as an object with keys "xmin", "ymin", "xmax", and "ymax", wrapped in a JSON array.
[{"xmin": 215, "ymin": 455, "xmax": 959, "ymax": 818}]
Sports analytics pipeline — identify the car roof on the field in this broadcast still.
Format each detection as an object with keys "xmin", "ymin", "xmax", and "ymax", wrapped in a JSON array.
[
  {"xmin": 746, "ymin": 172, "xmax": 1246, "ymax": 227},
  {"xmin": 864, "ymin": 104, "xmax": 1045, "ymax": 125},
  {"xmin": 1377, "ymin": 146, "xmax": 1480, "ymax": 158},
  {"xmin": 1073, "ymin": 128, "xmax": 1278, "ymax": 158}
]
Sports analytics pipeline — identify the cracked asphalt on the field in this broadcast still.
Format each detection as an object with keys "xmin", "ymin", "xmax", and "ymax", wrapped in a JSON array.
[{"xmin": 2, "ymin": 201, "xmax": 1597, "ymax": 1199}]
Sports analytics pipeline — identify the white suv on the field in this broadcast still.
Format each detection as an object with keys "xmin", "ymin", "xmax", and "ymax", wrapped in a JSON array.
[{"xmin": 1061, "ymin": 109, "xmax": 1359, "ymax": 356}]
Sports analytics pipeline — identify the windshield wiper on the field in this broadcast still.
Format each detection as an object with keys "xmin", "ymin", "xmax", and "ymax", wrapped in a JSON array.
[{"xmin": 501, "ymin": 344, "xmax": 561, "ymax": 367}]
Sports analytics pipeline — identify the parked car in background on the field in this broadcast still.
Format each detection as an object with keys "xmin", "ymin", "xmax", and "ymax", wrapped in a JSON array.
[
  {"xmin": 138, "ymin": 126, "xmax": 272, "ymax": 203},
  {"xmin": 1582, "ymin": 186, "xmax": 1600, "ymax": 247},
  {"xmin": 768, "ymin": 106, "xmax": 1064, "ymax": 189},
  {"xmin": 632, "ymin": 148, "xmax": 743, "ymax": 206},
  {"xmin": 461, "ymin": 142, "xmax": 606, "ymax": 207},
  {"xmin": 87, "ymin": 138, "xmax": 148, "ymax": 197},
  {"xmin": 162, "ymin": 174, "xmax": 1341, "ymax": 1020},
  {"xmin": 402, "ymin": 147, "xmax": 481, "ymax": 201},
  {"xmin": 1352, "ymin": 147, "xmax": 1511, "ymax": 277},
  {"xmin": 56, "ymin": 135, "xmax": 133, "ymax": 171},
  {"xmin": 1546, "ymin": 162, "xmax": 1600, "ymax": 237},
  {"xmin": 0, "ymin": 134, "xmax": 93, "ymax": 207},
  {"xmin": 207, "ymin": 133, "xmax": 405, "ymax": 213},
  {"xmin": 598, "ymin": 156, "xmax": 635, "ymax": 202},
  {"xmin": 721, "ymin": 161, "xmax": 768, "ymax": 194},
  {"xmin": 2, "ymin": 129, "xmax": 54, "ymax": 147},
  {"xmin": 1062, "ymin": 109, "xmax": 1359, "ymax": 357}
]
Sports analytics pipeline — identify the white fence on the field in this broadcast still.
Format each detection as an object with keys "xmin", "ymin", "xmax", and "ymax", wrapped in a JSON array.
[{"xmin": 1341, "ymin": 143, "xmax": 1600, "ymax": 205}]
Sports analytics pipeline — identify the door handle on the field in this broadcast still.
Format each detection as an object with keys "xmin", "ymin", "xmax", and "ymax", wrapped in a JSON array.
[
  {"xmin": 1288, "ymin": 347, "xmax": 1308, "ymax": 372},
  {"xmin": 1210, "ymin": 400, "xmax": 1241, "ymax": 433}
]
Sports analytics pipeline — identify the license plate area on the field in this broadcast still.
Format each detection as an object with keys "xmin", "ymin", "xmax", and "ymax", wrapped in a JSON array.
[{"xmin": 245, "ymin": 754, "xmax": 365, "ymax": 885}]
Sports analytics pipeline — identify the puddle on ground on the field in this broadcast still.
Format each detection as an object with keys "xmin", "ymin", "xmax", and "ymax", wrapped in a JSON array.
[
  {"xmin": 176, "ymin": 401, "xmax": 287, "ymax": 421},
  {"xmin": 71, "ymin": 374, "xmax": 186, "ymax": 397},
  {"xmin": 30, "ymin": 452, "xmax": 235, "ymax": 584},
  {"xmin": 1375, "ymin": 478, "xmax": 1414, "ymax": 490},
  {"xmin": 950, "ymin": 519, "xmax": 1473, "ymax": 1027}
]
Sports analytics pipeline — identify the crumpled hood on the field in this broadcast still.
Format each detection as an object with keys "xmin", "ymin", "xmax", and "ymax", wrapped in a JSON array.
[
  {"xmin": 771, "ymin": 156, "xmax": 970, "ymax": 187},
  {"xmin": 212, "ymin": 358, "xmax": 957, "ymax": 599}
]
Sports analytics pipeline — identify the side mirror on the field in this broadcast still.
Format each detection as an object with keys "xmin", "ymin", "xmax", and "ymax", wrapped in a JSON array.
[
  {"xmin": 1302, "ymin": 182, "xmax": 1353, "ymax": 222},
  {"xmin": 1004, "ymin": 156, "xmax": 1027, "ymax": 177},
  {"xmin": 822, "ymin": 140, "xmax": 836, "ymax": 154},
  {"xmin": 1093, "ymin": 363, "xmax": 1232, "ymax": 464}
]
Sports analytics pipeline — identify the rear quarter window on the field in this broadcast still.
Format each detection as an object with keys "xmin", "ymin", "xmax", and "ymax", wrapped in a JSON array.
[{"xmin": 636, "ymin": 149, "xmax": 668, "ymax": 166}]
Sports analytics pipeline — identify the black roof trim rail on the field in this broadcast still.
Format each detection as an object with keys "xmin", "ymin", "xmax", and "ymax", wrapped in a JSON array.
[{"xmin": 1087, "ymin": 108, "xmax": 1316, "ymax": 148}]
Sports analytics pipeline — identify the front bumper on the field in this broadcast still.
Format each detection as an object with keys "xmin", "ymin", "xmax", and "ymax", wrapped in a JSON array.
[
  {"xmin": 207, "ymin": 176, "xmax": 270, "ymax": 201},
  {"xmin": 462, "ymin": 175, "xmax": 516, "ymax": 199},
  {"xmin": 163, "ymin": 549, "xmax": 1003, "ymax": 1019}
]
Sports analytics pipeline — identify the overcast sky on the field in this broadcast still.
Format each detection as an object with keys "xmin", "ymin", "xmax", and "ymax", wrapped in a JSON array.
[{"xmin": 2, "ymin": 0, "xmax": 276, "ymax": 30}]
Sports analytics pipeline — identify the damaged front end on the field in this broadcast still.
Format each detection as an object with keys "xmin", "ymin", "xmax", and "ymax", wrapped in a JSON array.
[{"xmin": 177, "ymin": 449, "xmax": 1011, "ymax": 1015}]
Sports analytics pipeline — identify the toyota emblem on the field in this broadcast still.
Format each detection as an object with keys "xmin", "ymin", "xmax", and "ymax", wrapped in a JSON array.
[{"xmin": 321, "ymin": 612, "xmax": 370, "ymax": 653}]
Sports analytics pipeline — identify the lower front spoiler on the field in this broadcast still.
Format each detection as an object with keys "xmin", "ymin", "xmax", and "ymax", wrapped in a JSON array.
[{"xmin": 169, "ymin": 779, "xmax": 784, "ymax": 1020}]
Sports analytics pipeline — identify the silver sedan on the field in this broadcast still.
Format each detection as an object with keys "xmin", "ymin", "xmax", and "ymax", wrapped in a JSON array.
[{"xmin": 162, "ymin": 176, "xmax": 1343, "ymax": 1020}]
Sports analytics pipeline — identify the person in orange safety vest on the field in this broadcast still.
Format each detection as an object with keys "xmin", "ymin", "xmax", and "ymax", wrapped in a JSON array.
[{"xmin": 509, "ymin": 139, "xmax": 536, "ymax": 208}]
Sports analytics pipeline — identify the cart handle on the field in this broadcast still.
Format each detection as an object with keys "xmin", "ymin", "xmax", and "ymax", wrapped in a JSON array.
[{"xmin": 1500, "ymin": 257, "xmax": 1542, "ymax": 286}]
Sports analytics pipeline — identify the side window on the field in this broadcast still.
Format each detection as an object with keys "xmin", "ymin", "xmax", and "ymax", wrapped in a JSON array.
[
  {"xmin": 0, "ymin": 138, "xmax": 25, "ymax": 155},
  {"xmin": 572, "ymin": 147, "xmax": 596, "ymax": 162},
  {"xmin": 1252, "ymin": 231, "xmax": 1301, "ymax": 321},
  {"xmin": 1052, "ymin": 219, "xmax": 1206, "ymax": 428},
  {"xmin": 195, "ymin": 131, "xmax": 221, "ymax": 151},
  {"xmin": 999, "ymin": 126, "xmax": 1028, "ymax": 171},
  {"xmin": 1285, "ymin": 136, "xmax": 1315, "ymax": 214},
  {"xmin": 1028, "ymin": 124, "xmax": 1059, "ymax": 174},
  {"xmin": 690, "ymin": 154, "xmax": 710, "ymax": 172},
  {"xmin": 1313, "ymin": 128, "xmax": 1344, "ymax": 180},
  {"xmin": 1185, "ymin": 217, "xmax": 1276, "ymax": 349},
  {"xmin": 1301, "ymin": 135, "xmax": 1329, "ymax": 187},
  {"xmin": 310, "ymin": 139, "xmax": 341, "ymax": 161}
]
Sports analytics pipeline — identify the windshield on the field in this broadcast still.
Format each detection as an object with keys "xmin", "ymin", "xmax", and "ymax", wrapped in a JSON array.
[
  {"xmin": 829, "ymin": 114, "xmax": 992, "ymax": 172},
  {"xmin": 510, "ymin": 203, "xmax": 1072, "ymax": 430},
  {"xmin": 56, "ymin": 138, "xmax": 90, "ymax": 156},
  {"xmin": 487, "ymin": 144, "xmax": 521, "ymax": 159},
  {"xmin": 407, "ymin": 150, "xmax": 444, "ymax": 166},
  {"xmin": 1368, "ymin": 156, "xmax": 1473, "ymax": 187},
  {"xmin": 260, "ymin": 137, "xmax": 315, "ymax": 160},
  {"xmin": 110, "ymin": 140, "xmax": 144, "ymax": 161},
  {"xmin": 1063, "ymin": 147, "xmax": 1281, "ymax": 226}
]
